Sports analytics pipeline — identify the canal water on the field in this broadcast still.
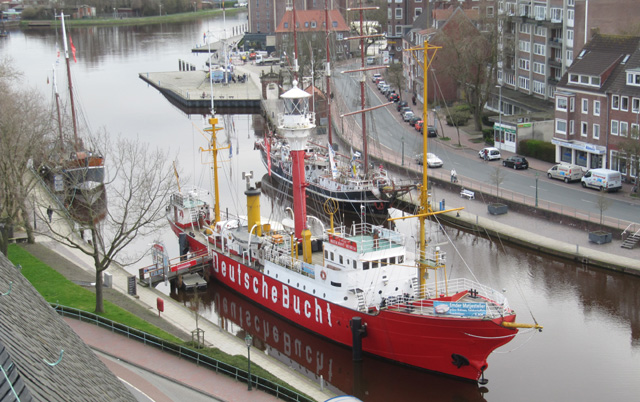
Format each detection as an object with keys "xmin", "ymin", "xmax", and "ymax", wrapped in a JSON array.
[{"xmin": 3, "ymin": 15, "xmax": 639, "ymax": 402}]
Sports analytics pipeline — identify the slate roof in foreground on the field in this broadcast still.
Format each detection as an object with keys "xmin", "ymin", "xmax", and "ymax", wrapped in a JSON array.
[{"xmin": 0, "ymin": 252, "xmax": 136, "ymax": 402}]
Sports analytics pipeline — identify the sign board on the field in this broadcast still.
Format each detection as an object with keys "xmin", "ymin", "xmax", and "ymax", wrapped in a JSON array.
[
  {"xmin": 127, "ymin": 275, "xmax": 137, "ymax": 296},
  {"xmin": 433, "ymin": 301, "xmax": 487, "ymax": 317},
  {"xmin": 301, "ymin": 262, "xmax": 315, "ymax": 276},
  {"xmin": 329, "ymin": 234, "xmax": 357, "ymax": 252}
]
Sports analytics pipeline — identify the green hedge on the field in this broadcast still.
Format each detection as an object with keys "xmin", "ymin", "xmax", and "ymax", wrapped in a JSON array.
[{"xmin": 518, "ymin": 139, "xmax": 556, "ymax": 162}]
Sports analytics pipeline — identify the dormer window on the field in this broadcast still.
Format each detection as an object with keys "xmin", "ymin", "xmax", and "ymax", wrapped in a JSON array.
[
  {"xmin": 627, "ymin": 71, "xmax": 640, "ymax": 86},
  {"xmin": 568, "ymin": 73, "xmax": 600, "ymax": 87}
]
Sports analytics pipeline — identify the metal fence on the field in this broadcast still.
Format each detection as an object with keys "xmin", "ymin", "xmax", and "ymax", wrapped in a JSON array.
[{"xmin": 53, "ymin": 305, "xmax": 314, "ymax": 402}]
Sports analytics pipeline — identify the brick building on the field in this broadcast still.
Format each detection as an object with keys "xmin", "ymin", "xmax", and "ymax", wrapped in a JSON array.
[
  {"xmin": 553, "ymin": 34, "xmax": 640, "ymax": 180},
  {"xmin": 247, "ymin": 0, "xmax": 347, "ymax": 34}
]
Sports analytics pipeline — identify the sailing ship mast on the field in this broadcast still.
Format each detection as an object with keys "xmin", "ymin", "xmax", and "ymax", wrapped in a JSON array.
[
  {"xmin": 59, "ymin": 12, "xmax": 79, "ymax": 152},
  {"xmin": 324, "ymin": 0, "xmax": 332, "ymax": 144}
]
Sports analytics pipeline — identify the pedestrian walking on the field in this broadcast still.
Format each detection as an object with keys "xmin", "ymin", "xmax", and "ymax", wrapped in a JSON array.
[
  {"xmin": 451, "ymin": 169, "xmax": 457, "ymax": 183},
  {"xmin": 47, "ymin": 206, "xmax": 53, "ymax": 222},
  {"xmin": 483, "ymin": 149, "xmax": 488, "ymax": 161}
]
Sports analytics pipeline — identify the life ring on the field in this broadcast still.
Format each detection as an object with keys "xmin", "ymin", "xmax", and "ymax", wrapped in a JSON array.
[
  {"xmin": 320, "ymin": 270, "xmax": 327, "ymax": 280},
  {"xmin": 374, "ymin": 202, "xmax": 385, "ymax": 210}
]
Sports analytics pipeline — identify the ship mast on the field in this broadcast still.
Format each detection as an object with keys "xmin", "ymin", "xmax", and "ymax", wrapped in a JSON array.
[
  {"xmin": 59, "ymin": 12, "xmax": 79, "ymax": 151},
  {"xmin": 324, "ymin": 0, "xmax": 332, "ymax": 144},
  {"xmin": 292, "ymin": 0, "xmax": 299, "ymax": 80}
]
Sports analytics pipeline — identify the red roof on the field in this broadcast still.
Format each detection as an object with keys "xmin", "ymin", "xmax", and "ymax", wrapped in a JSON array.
[{"xmin": 275, "ymin": 10, "xmax": 349, "ymax": 33}]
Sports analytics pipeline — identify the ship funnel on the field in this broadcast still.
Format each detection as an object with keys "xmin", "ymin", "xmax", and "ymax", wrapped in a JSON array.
[{"xmin": 242, "ymin": 171, "xmax": 262, "ymax": 237}]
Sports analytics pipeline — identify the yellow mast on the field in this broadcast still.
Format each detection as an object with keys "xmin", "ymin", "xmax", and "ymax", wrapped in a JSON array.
[{"xmin": 201, "ymin": 117, "xmax": 228, "ymax": 223}]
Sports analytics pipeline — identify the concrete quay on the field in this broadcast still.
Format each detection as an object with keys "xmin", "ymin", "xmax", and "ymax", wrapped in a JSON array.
[{"xmin": 138, "ymin": 70, "xmax": 262, "ymax": 108}]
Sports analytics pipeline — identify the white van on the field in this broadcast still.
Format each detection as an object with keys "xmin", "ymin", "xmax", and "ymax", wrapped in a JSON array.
[
  {"xmin": 581, "ymin": 168, "xmax": 622, "ymax": 192},
  {"xmin": 547, "ymin": 164, "xmax": 584, "ymax": 183}
]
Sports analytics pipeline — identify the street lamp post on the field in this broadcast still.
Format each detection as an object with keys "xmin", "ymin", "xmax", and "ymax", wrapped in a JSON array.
[
  {"xmin": 496, "ymin": 84, "xmax": 502, "ymax": 149},
  {"xmin": 535, "ymin": 172, "xmax": 539, "ymax": 207},
  {"xmin": 245, "ymin": 334, "xmax": 253, "ymax": 391},
  {"xmin": 401, "ymin": 137, "xmax": 405, "ymax": 166}
]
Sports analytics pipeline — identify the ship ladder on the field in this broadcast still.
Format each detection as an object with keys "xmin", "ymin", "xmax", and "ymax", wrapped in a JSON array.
[
  {"xmin": 411, "ymin": 277, "xmax": 422, "ymax": 299},
  {"xmin": 356, "ymin": 291, "xmax": 367, "ymax": 312}
]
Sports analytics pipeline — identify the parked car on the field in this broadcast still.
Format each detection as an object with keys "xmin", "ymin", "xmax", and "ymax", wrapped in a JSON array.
[
  {"xmin": 379, "ymin": 84, "xmax": 390, "ymax": 94},
  {"xmin": 416, "ymin": 153, "xmax": 444, "ymax": 168},
  {"xmin": 403, "ymin": 111, "xmax": 415, "ymax": 122},
  {"xmin": 426, "ymin": 125, "xmax": 437, "ymax": 138},
  {"xmin": 396, "ymin": 101, "xmax": 408, "ymax": 111},
  {"xmin": 414, "ymin": 120, "xmax": 423, "ymax": 132},
  {"xmin": 371, "ymin": 73, "xmax": 381, "ymax": 83},
  {"xmin": 377, "ymin": 80, "xmax": 387, "ymax": 90},
  {"xmin": 502, "ymin": 156, "xmax": 529, "ymax": 169},
  {"xmin": 409, "ymin": 116, "xmax": 421, "ymax": 126},
  {"xmin": 478, "ymin": 147, "xmax": 501, "ymax": 160},
  {"xmin": 399, "ymin": 107, "xmax": 412, "ymax": 116},
  {"xmin": 388, "ymin": 93, "xmax": 400, "ymax": 102},
  {"xmin": 547, "ymin": 163, "xmax": 584, "ymax": 183}
]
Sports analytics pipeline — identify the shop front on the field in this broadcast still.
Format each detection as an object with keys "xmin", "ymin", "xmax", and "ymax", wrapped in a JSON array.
[{"xmin": 552, "ymin": 139, "xmax": 605, "ymax": 170}]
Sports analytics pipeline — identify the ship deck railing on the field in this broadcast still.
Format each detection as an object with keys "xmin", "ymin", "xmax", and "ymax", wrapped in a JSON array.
[
  {"xmin": 331, "ymin": 222, "xmax": 406, "ymax": 251},
  {"xmin": 170, "ymin": 187, "xmax": 210, "ymax": 209},
  {"xmin": 374, "ymin": 278, "xmax": 511, "ymax": 319}
]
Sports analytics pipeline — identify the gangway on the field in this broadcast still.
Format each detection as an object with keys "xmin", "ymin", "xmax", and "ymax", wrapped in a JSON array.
[{"xmin": 138, "ymin": 243, "xmax": 211, "ymax": 289}]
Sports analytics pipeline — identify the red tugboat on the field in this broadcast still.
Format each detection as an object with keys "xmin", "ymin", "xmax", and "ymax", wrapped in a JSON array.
[{"xmin": 168, "ymin": 41, "xmax": 541, "ymax": 383}]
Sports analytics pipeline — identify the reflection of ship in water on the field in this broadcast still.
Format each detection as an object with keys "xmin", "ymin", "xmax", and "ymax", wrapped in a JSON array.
[{"xmin": 174, "ymin": 282, "xmax": 487, "ymax": 402}]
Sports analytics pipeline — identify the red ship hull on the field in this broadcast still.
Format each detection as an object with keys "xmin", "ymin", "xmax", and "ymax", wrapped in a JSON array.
[{"xmin": 170, "ymin": 220, "xmax": 517, "ymax": 381}]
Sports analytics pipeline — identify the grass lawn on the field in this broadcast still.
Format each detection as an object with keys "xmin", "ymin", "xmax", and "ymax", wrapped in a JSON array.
[{"xmin": 6, "ymin": 244, "xmax": 310, "ymax": 398}]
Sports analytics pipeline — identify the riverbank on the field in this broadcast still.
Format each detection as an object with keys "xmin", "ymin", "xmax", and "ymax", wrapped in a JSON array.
[{"xmin": 20, "ymin": 8, "xmax": 242, "ymax": 28}]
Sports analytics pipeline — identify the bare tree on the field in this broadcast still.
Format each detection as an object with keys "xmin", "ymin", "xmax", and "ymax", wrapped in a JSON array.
[
  {"xmin": 618, "ymin": 131, "xmax": 640, "ymax": 193},
  {"xmin": 0, "ymin": 60, "xmax": 53, "ymax": 256},
  {"xmin": 595, "ymin": 191, "xmax": 612, "ymax": 230},
  {"xmin": 386, "ymin": 62, "xmax": 405, "ymax": 100},
  {"xmin": 436, "ymin": 12, "xmax": 498, "ymax": 131},
  {"xmin": 42, "ymin": 134, "xmax": 177, "ymax": 313},
  {"xmin": 489, "ymin": 166, "xmax": 506, "ymax": 197}
]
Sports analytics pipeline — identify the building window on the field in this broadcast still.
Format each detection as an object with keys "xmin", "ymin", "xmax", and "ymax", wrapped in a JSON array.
[
  {"xmin": 311, "ymin": 21, "xmax": 316, "ymax": 28},
  {"xmin": 621, "ymin": 121, "xmax": 629, "ymax": 137},
  {"xmin": 594, "ymin": 100, "xmax": 600, "ymax": 116},
  {"xmin": 551, "ymin": 8, "xmax": 563, "ymax": 22},
  {"xmin": 632, "ymin": 123, "xmax": 640, "ymax": 139},
  {"xmin": 415, "ymin": 7, "xmax": 422, "ymax": 17},
  {"xmin": 556, "ymin": 96, "xmax": 568, "ymax": 111},
  {"xmin": 570, "ymin": 97, "xmax": 575, "ymax": 112},
  {"xmin": 570, "ymin": 120, "xmax": 575, "ymax": 135},
  {"xmin": 518, "ymin": 58, "xmax": 530, "ymax": 71},
  {"xmin": 612, "ymin": 95, "xmax": 620, "ymax": 110},
  {"xmin": 534, "ymin": 5, "xmax": 545, "ymax": 20},
  {"xmin": 519, "ymin": 40, "xmax": 531, "ymax": 53},
  {"xmin": 520, "ymin": 23, "xmax": 531, "ymax": 34},
  {"xmin": 611, "ymin": 120, "xmax": 619, "ymax": 135},
  {"xmin": 395, "ymin": 8, "xmax": 402, "ymax": 19},
  {"xmin": 535, "ymin": 26, "xmax": 547, "ymax": 36},
  {"xmin": 633, "ymin": 98, "xmax": 640, "ymax": 113},
  {"xmin": 628, "ymin": 72, "xmax": 640, "ymax": 86},
  {"xmin": 556, "ymin": 119, "xmax": 567, "ymax": 134},
  {"xmin": 569, "ymin": 74, "xmax": 579, "ymax": 84},
  {"xmin": 593, "ymin": 124, "xmax": 600, "ymax": 140},
  {"xmin": 621, "ymin": 96, "xmax": 629, "ymax": 111},
  {"xmin": 581, "ymin": 122, "xmax": 588, "ymax": 137},
  {"xmin": 533, "ymin": 43, "xmax": 545, "ymax": 56},
  {"xmin": 533, "ymin": 80, "xmax": 545, "ymax": 95},
  {"xmin": 518, "ymin": 76, "xmax": 530, "ymax": 90},
  {"xmin": 567, "ymin": 50, "xmax": 573, "ymax": 66},
  {"xmin": 582, "ymin": 98, "xmax": 588, "ymax": 114},
  {"xmin": 487, "ymin": 6, "xmax": 494, "ymax": 17},
  {"xmin": 567, "ymin": 9, "xmax": 575, "ymax": 27},
  {"xmin": 533, "ymin": 62, "xmax": 545, "ymax": 75}
]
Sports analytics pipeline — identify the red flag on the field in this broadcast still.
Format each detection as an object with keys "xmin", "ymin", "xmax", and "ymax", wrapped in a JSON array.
[
  {"xmin": 69, "ymin": 35, "xmax": 77, "ymax": 63},
  {"xmin": 265, "ymin": 134, "xmax": 272, "ymax": 176}
]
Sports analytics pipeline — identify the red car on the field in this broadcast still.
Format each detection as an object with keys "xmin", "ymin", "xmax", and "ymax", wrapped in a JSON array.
[{"xmin": 414, "ymin": 120, "xmax": 423, "ymax": 131}]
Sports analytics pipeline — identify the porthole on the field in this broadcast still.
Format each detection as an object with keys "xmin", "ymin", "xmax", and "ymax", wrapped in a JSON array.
[
  {"xmin": 303, "ymin": 285, "xmax": 306, "ymax": 290},
  {"xmin": 378, "ymin": 290, "xmax": 382, "ymax": 294},
  {"xmin": 288, "ymin": 279, "xmax": 290, "ymax": 284},
  {"xmin": 395, "ymin": 287, "xmax": 399, "ymax": 291},
  {"xmin": 313, "ymin": 289, "xmax": 316, "ymax": 294},
  {"xmin": 343, "ymin": 296, "xmax": 348, "ymax": 301}
]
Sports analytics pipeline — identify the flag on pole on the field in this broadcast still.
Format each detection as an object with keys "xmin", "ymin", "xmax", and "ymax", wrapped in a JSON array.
[{"xmin": 69, "ymin": 35, "xmax": 77, "ymax": 63}]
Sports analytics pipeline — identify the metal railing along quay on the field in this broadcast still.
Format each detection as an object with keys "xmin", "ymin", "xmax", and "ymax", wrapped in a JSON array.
[{"xmin": 53, "ymin": 305, "xmax": 314, "ymax": 402}]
